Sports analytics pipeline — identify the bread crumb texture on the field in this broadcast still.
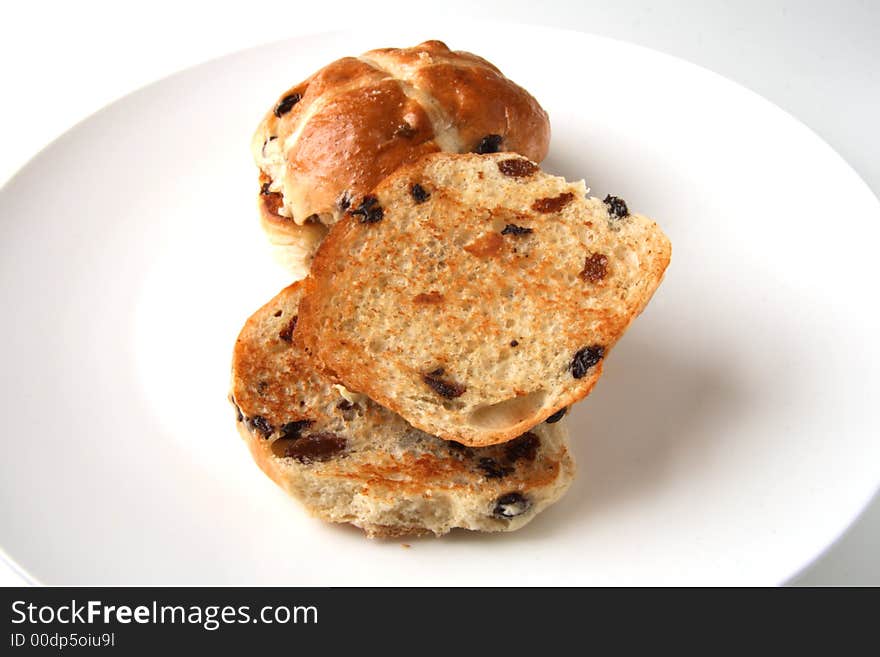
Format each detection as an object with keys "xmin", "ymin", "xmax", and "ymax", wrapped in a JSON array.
[
  {"xmin": 231, "ymin": 282, "xmax": 575, "ymax": 537},
  {"xmin": 298, "ymin": 152, "xmax": 671, "ymax": 446}
]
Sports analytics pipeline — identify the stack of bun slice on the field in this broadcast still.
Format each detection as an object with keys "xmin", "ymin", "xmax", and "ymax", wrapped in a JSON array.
[{"xmin": 231, "ymin": 41, "xmax": 670, "ymax": 538}]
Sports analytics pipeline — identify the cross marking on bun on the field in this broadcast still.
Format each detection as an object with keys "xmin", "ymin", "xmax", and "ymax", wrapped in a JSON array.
[{"xmin": 252, "ymin": 40, "xmax": 551, "ymax": 277}]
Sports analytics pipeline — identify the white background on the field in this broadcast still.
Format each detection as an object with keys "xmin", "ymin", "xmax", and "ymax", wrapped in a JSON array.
[{"xmin": 1, "ymin": 0, "xmax": 877, "ymax": 585}]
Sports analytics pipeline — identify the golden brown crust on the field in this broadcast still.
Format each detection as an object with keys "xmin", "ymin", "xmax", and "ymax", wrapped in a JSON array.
[
  {"xmin": 297, "ymin": 153, "xmax": 671, "ymax": 446},
  {"xmin": 408, "ymin": 54, "xmax": 548, "ymax": 161},
  {"xmin": 252, "ymin": 40, "xmax": 550, "ymax": 234}
]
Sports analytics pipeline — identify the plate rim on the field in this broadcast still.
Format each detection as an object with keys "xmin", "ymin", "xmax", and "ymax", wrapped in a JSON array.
[{"xmin": 2, "ymin": 22, "xmax": 879, "ymax": 586}]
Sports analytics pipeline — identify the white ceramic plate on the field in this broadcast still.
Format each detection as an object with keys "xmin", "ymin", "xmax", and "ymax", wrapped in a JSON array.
[{"xmin": 1, "ymin": 25, "xmax": 879, "ymax": 586}]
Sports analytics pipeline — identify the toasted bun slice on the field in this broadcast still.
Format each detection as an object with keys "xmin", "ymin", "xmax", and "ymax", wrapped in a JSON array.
[
  {"xmin": 253, "ymin": 40, "xmax": 550, "ymax": 275},
  {"xmin": 298, "ymin": 152, "xmax": 671, "ymax": 446},
  {"xmin": 231, "ymin": 282, "xmax": 575, "ymax": 537}
]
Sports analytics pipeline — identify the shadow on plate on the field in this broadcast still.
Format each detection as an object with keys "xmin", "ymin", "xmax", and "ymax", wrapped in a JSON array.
[
  {"xmin": 435, "ymin": 336, "xmax": 751, "ymax": 544},
  {"xmin": 309, "ymin": 336, "xmax": 752, "ymax": 547}
]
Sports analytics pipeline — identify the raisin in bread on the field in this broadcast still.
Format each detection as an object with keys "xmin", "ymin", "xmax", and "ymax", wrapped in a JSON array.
[
  {"xmin": 230, "ymin": 281, "xmax": 575, "ymax": 537},
  {"xmin": 253, "ymin": 40, "xmax": 550, "ymax": 277},
  {"xmin": 297, "ymin": 152, "xmax": 671, "ymax": 447}
]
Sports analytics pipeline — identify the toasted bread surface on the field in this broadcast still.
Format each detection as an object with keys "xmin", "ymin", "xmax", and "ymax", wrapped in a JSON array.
[
  {"xmin": 231, "ymin": 282, "xmax": 575, "ymax": 537},
  {"xmin": 298, "ymin": 152, "xmax": 671, "ymax": 446}
]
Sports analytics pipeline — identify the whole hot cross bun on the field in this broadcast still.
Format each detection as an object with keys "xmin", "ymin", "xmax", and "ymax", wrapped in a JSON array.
[{"xmin": 252, "ymin": 40, "xmax": 551, "ymax": 277}]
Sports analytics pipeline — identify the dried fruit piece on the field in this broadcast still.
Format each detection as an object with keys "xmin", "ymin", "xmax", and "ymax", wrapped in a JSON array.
[
  {"xmin": 395, "ymin": 122, "xmax": 416, "ymax": 138},
  {"xmin": 280, "ymin": 432, "xmax": 347, "ymax": 463},
  {"xmin": 349, "ymin": 195, "xmax": 384, "ymax": 224},
  {"xmin": 274, "ymin": 93, "xmax": 302, "ymax": 117},
  {"xmin": 423, "ymin": 368, "xmax": 466, "ymax": 398},
  {"xmin": 413, "ymin": 291, "xmax": 444, "ymax": 304},
  {"xmin": 510, "ymin": 340, "xmax": 519, "ymax": 347},
  {"xmin": 531, "ymin": 192, "xmax": 574, "ymax": 213},
  {"xmin": 410, "ymin": 183, "xmax": 430, "ymax": 204},
  {"xmin": 248, "ymin": 415, "xmax": 273, "ymax": 438},
  {"xmin": 497, "ymin": 158, "xmax": 539, "ymax": 178},
  {"xmin": 260, "ymin": 181, "xmax": 272, "ymax": 195},
  {"xmin": 262, "ymin": 191, "xmax": 283, "ymax": 216},
  {"xmin": 493, "ymin": 492, "xmax": 531, "ymax": 518},
  {"xmin": 504, "ymin": 432, "xmax": 540, "ymax": 462},
  {"xmin": 500, "ymin": 224, "xmax": 533, "ymax": 236},
  {"xmin": 278, "ymin": 315, "xmax": 298, "ymax": 342},
  {"xmin": 545, "ymin": 407, "xmax": 567, "ymax": 424},
  {"xmin": 337, "ymin": 190, "xmax": 352, "ymax": 211},
  {"xmin": 478, "ymin": 457, "xmax": 514, "ymax": 479},
  {"xmin": 279, "ymin": 419, "xmax": 313, "ymax": 440},
  {"xmin": 464, "ymin": 232, "xmax": 504, "ymax": 258},
  {"xmin": 570, "ymin": 345, "xmax": 605, "ymax": 379},
  {"xmin": 580, "ymin": 252, "xmax": 609, "ymax": 283},
  {"xmin": 604, "ymin": 195, "xmax": 629, "ymax": 219},
  {"xmin": 475, "ymin": 134, "xmax": 503, "ymax": 154}
]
